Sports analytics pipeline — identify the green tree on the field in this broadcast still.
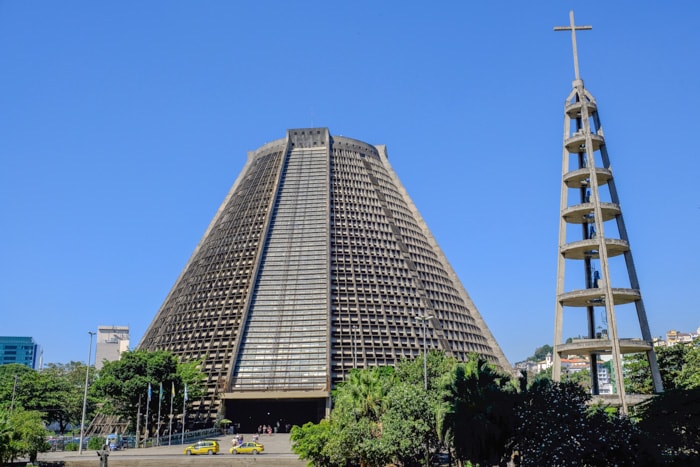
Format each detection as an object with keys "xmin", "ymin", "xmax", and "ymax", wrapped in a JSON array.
[
  {"xmin": 625, "ymin": 341, "xmax": 699, "ymax": 393},
  {"xmin": 380, "ymin": 382, "xmax": 434, "ymax": 466},
  {"xmin": 91, "ymin": 350, "xmax": 205, "ymax": 436},
  {"xmin": 437, "ymin": 355, "xmax": 515, "ymax": 467},
  {"xmin": 624, "ymin": 352, "xmax": 654, "ymax": 394},
  {"xmin": 324, "ymin": 367, "xmax": 395, "ymax": 466},
  {"xmin": 512, "ymin": 380, "xmax": 646, "ymax": 466},
  {"xmin": 394, "ymin": 350, "xmax": 458, "ymax": 390},
  {"xmin": 527, "ymin": 344, "xmax": 553, "ymax": 362},
  {"xmin": 0, "ymin": 408, "xmax": 50, "ymax": 464},
  {"xmin": 39, "ymin": 362, "xmax": 95, "ymax": 434},
  {"xmin": 290, "ymin": 419, "xmax": 335, "ymax": 467},
  {"xmin": 676, "ymin": 340, "xmax": 700, "ymax": 389},
  {"xmin": 0, "ymin": 364, "xmax": 40, "ymax": 412},
  {"xmin": 635, "ymin": 388, "xmax": 700, "ymax": 464},
  {"xmin": 0, "ymin": 409, "xmax": 13, "ymax": 464},
  {"xmin": 563, "ymin": 368, "xmax": 591, "ymax": 391}
]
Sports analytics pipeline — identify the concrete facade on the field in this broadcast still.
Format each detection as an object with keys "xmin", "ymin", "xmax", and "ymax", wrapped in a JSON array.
[
  {"xmin": 139, "ymin": 128, "xmax": 510, "ymax": 427},
  {"xmin": 95, "ymin": 326, "xmax": 130, "ymax": 370}
]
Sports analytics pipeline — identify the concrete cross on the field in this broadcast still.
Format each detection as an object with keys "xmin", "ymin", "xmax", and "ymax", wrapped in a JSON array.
[{"xmin": 554, "ymin": 10, "xmax": 592, "ymax": 80}]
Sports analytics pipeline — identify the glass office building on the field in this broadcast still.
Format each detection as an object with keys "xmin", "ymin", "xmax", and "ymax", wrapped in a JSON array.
[{"xmin": 0, "ymin": 336, "xmax": 41, "ymax": 369}]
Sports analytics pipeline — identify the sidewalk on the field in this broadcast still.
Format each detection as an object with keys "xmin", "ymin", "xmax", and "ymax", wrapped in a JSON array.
[{"xmin": 37, "ymin": 433, "xmax": 303, "ymax": 466}]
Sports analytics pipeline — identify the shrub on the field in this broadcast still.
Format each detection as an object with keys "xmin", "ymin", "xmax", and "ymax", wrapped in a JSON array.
[{"xmin": 88, "ymin": 437, "xmax": 105, "ymax": 450}]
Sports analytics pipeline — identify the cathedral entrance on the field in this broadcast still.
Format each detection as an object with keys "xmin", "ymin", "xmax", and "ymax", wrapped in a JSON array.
[{"xmin": 223, "ymin": 397, "xmax": 327, "ymax": 433}]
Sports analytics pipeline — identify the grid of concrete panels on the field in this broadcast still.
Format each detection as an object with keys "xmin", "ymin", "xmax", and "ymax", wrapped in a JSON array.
[
  {"xmin": 365, "ymin": 154, "xmax": 495, "ymax": 358},
  {"xmin": 139, "ymin": 150, "xmax": 284, "ymax": 414},
  {"xmin": 328, "ymin": 144, "xmax": 496, "ymax": 384},
  {"xmin": 140, "ymin": 129, "xmax": 509, "ymax": 424},
  {"xmin": 330, "ymin": 147, "xmax": 423, "ymax": 376},
  {"xmin": 231, "ymin": 146, "xmax": 330, "ymax": 391}
]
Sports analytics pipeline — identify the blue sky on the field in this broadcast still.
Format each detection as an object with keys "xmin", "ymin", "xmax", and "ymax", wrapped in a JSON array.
[{"xmin": 1, "ymin": 1, "xmax": 698, "ymax": 366}]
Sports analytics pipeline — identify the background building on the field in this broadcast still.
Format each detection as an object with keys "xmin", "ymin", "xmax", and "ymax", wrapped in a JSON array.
[
  {"xmin": 0, "ymin": 336, "xmax": 41, "ymax": 369},
  {"xmin": 139, "ymin": 128, "xmax": 510, "ymax": 429},
  {"xmin": 94, "ymin": 325, "xmax": 130, "ymax": 370}
]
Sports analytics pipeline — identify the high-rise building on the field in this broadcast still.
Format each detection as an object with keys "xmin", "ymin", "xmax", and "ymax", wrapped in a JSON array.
[
  {"xmin": 139, "ymin": 128, "xmax": 509, "ymax": 429},
  {"xmin": 552, "ymin": 12, "xmax": 663, "ymax": 413},
  {"xmin": 0, "ymin": 336, "xmax": 41, "ymax": 369},
  {"xmin": 95, "ymin": 326, "xmax": 130, "ymax": 370}
]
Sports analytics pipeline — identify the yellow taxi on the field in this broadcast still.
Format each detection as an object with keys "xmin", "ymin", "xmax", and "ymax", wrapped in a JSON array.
[
  {"xmin": 230, "ymin": 441, "xmax": 265, "ymax": 455},
  {"xmin": 183, "ymin": 439, "xmax": 220, "ymax": 455}
]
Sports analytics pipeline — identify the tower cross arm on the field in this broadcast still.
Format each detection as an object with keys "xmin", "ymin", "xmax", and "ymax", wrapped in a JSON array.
[{"xmin": 554, "ymin": 10, "xmax": 592, "ymax": 81}]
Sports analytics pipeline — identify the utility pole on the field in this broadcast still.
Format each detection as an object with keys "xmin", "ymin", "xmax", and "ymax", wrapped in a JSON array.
[{"xmin": 79, "ymin": 331, "xmax": 96, "ymax": 455}]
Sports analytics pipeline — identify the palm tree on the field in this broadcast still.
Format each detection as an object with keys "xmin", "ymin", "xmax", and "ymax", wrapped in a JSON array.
[
  {"xmin": 342, "ymin": 367, "xmax": 394, "ymax": 423},
  {"xmin": 438, "ymin": 355, "xmax": 515, "ymax": 467}
]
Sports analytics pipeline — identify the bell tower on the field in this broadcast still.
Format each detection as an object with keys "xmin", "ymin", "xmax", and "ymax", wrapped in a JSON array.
[{"xmin": 552, "ymin": 11, "xmax": 663, "ymax": 414}]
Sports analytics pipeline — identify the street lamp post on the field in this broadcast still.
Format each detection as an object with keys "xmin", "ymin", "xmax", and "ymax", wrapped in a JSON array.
[
  {"xmin": 79, "ymin": 331, "xmax": 96, "ymax": 455},
  {"xmin": 418, "ymin": 315, "xmax": 433, "ymax": 390},
  {"xmin": 352, "ymin": 325, "xmax": 358, "ymax": 368},
  {"xmin": 417, "ymin": 315, "xmax": 433, "ymax": 466}
]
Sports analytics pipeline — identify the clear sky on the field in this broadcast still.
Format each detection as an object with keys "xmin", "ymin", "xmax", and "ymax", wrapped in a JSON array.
[{"xmin": 1, "ymin": 1, "xmax": 698, "ymax": 366}]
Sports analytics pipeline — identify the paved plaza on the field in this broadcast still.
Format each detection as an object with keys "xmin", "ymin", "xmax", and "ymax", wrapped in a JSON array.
[{"xmin": 35, "ymin": 433, "xmax": 305, "ymax": 466}]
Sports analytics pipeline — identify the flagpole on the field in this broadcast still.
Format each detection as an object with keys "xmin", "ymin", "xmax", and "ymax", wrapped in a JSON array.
[
  {"xmin": 168, "ymin": 382, "xmax": 175, "ymax": 446},
  {"xmin": 135, "ymin": 394, "xmax": 142, "ymax": 449},
  {"xmin": 145, "ymin": 383, "xmax": 151, "ymax": 445},
  {"xmin": 157, "ymin": 382, "xmax": 163, "ymax": 446},
  {"xmin": 181, "ymin": 384, "xmax": 187, "ymax": 445}
]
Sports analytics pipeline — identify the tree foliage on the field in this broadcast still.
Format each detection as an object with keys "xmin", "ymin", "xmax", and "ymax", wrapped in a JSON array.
[
  {"xmin": 511, "ymin": 380, "xmax": 646, "ymax": 466},
  {"xmin": 527, "ymin": 344, "xmax": 553, "ymax": 362},
  {"xmin": 437, "ymin": 356, "xmax": 515, "ymax": 466},
  {"xmin": 381, "ymin": 382, "xmax": 434, "ymax": 466},
  {"xmin": 0, "ymin": 362, "xmax": 94, "ymax": 435},
  {"xmin": 625, "ymin": 340, "xmax": 700, "ymax": 394},
  {"xmin": 290, "ymin": 419, "xmax": 334, "ymax": 467},
  {"xmin": 90, "ymin": 350, "xmax": 205, "ymax": 435},
  {"xmin": 0, "ymin": 408, "xmax": 50, "ymax": 464},
  {"xmin": 635, "ymin": 388, "xmax": 700, "ymax": 464},
  {"xmin": 40, "ymin": 362, "xmax": 96, "ymax": 434},
  {"xmin": 0, "ymin": 364, "xmax": 40, "ymax": 412}
]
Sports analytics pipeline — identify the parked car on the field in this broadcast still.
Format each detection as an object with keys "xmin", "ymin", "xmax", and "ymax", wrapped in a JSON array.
[
  {"xmin": 230, "ymin": 441, "xmax": 264, "ymax": 455},
  {"xmin": 184, "ymin": 439, "xmax": 220, "ymax": 455}
]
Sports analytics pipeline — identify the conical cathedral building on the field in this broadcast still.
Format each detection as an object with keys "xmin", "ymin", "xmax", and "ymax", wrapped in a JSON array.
[{"xmin": 139, "ymin": 128, "xmax": 509, "ymax": 429}]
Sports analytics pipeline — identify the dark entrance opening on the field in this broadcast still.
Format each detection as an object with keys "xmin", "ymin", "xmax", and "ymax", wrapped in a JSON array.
[{"xmin": 224, "ymin": 398, "xmax": 327, "ymax": 433}]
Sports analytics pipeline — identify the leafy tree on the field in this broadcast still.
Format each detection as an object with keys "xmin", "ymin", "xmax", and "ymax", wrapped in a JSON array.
[
  {"xmin": 563, "ymin": 368, "xmax": 591, "ymax": 391},
  {"xmin": 91, "ymin": 350, "xmax": 205, "ymax": 435},
  {"xmin": 290, "ymin": 419, "xmax": 335, "ymax": 467},
  {"xmin": 0, "ymin": 362, "xmax": 96, "ymax": 434},
  {"xmin": 676, "ymin": 340, "xmax": 700, "ymax": 389},
  {"xmin": 325, "ymin": 367, "xmax": 395, "ymax": 466},
  {"xmin": 39, "ymin": 362, "xmax": 95, "ymax": 434},
  {"xmin": 437, "ymin": 355, "xmax": 515, "ymax": 467},
  {"xmin": 624, "ymin": 352, "xmax": 654, "ymax": 394},
  {"xmin": 635, "ymin": 388, "xmax": 700, "ymax": 464},
  {"xmin": 0, "ymin": 364, "xmax": 41, "ymax": 412},
  {"xmin": 0, "ymin": 408, "xmax": 50, "ymax": 464},
  {"xmin": 380, "ymin": 382, "xmax": 433, "ymax": 466},
  {"xmin": 394, "ymin": 350, "xmax": 458, "ymax": 390},
  {"xmin": 527, "ymin": 344, "xmax": 553, "ymax": 362},
  {"xmin": 625, "ymin": 341, "xmax": 700, "ymax": 393},
  {"xmin": 0, "ymin": 409, "xmax": 12, "ymax": 464},
  {"xmin": 511, "ymin": 380, "xmax": 647, "ymax": 466}
]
